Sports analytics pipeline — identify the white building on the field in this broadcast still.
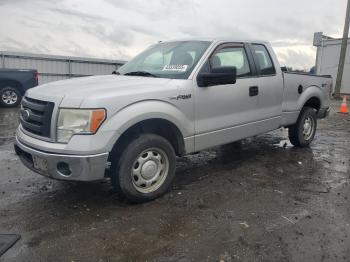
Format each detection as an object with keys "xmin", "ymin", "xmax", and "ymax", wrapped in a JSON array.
[
  {"xmin": 0, "ymin": 51, "xmax": 126, "ymax": 85},
  {"xmin": 314, "ymin": 32, "xmax": 350, "ymax": 94}
]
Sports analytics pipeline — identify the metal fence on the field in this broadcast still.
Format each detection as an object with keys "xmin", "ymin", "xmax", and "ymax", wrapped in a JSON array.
[{"xmin": 0, "ymin": 51, "xmax": 126, "ymax": 85}]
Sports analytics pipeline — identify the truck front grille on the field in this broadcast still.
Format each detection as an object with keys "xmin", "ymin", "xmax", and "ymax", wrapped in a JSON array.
[{"xmin": 20, "ymin": 96, "xmax": 54, "ymax": 138}]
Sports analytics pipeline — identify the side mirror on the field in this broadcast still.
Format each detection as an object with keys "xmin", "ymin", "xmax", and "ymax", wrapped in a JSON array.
[
  {"xmin": 197, "ymin": 66, "xmax": 237, "ymax": 87},
  {"xmin": 281, "ymin": 66, "xmax": 288, "ymax": 72}
]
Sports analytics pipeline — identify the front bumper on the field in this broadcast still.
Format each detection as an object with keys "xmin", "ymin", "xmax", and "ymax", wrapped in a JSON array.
[
  {"xmin": 317, "ymin": 107, "xmax": 330, "ymax": 119},
  {"xmin": 14, "ymin": 137, "xmax": 109, "ymax": 181}
]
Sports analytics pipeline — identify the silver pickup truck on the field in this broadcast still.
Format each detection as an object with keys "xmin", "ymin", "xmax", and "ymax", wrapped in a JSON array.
[{"xmin": 14, "ymin": 39, "xmax": 332, "ymax": 202}]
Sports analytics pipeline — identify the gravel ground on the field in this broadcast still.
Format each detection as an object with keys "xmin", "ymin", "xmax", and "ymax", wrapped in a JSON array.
[{"xmin": 0, "ymin": 100, "xmax": 349, "ymax": 262}]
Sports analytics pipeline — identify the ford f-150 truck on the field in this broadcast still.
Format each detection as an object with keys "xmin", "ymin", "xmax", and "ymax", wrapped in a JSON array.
[
  {"xmin": 14, "ymin": 39, "xmax": 332, "ymax": 202},
  {"xmin": 0, "ymin": 68, "xmax": 39, "ymax": 107}
]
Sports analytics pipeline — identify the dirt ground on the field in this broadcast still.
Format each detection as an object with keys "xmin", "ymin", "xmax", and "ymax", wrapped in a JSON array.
[{"xmin": 0, "ymin": 101, "xmax": 349, "ymax": 262}]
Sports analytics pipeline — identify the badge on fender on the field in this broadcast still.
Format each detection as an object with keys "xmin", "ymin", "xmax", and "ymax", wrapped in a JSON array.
[{"xmin": 169, "ymin": 94, "xmax": 192, "ymax": 100}]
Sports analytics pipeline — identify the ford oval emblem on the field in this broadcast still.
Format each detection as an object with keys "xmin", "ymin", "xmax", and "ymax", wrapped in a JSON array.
[{"xmin": 21, "ymin": 109, "xmax": 30, "ymax": 121}]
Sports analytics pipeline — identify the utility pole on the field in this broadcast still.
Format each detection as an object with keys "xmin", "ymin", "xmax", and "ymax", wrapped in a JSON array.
[{"xmin": 334, "ymin": 0, "xmax": 350, "ymax": 97}]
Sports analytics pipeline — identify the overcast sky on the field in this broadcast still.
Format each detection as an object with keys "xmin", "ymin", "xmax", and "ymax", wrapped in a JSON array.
[{"xmin": 0, "ymin": 0, "xmax": 348, "ymax": 69}]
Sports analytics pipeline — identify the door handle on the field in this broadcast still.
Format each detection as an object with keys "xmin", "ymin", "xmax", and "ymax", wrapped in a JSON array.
[{"xmin": 249, "ymin": 86, "xmax": 259, "ymax": 96}]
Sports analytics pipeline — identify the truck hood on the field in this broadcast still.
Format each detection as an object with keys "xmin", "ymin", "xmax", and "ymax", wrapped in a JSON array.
[{"xmin": 26, "ymin": 75, "xmax": 173, "ymax": 107}]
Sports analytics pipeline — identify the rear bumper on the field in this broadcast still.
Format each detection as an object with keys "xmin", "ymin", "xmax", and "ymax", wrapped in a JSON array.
[
  {"xmin": 317, "ymin": 107, "xmax": 330, "ymax": 119},
  {"xmin": 14, "ymin": 137, "xmax": 109, "ymax": 181}
]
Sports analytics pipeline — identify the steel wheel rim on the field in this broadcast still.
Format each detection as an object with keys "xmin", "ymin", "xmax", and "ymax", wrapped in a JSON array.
[
  {"xmin": 131, "ymin": 147, "xmax": 169, "ymax": 193},
  {"xmin": 303, "ymin": 116, "xmax": 315, "ymax": 140},
  {"xmin": 2, "ymin": 90, "xmax": 18, "ymax": 105}
]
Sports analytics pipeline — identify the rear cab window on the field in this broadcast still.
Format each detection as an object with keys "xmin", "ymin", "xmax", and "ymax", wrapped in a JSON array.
[{"xmin": 252, "ymin": 44, "xmax": 276, "ymax": 75}]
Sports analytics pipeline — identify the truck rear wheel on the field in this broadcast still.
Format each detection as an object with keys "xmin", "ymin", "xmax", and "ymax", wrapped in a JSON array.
[
  {"xmin": 111, "ymin": 134, "xmax": 176, "ymax": 203},
  {"xmin": 288, "ymin": 107, "xmax": 317, "ymax": 147},
  {"xmin": 0, "ymin": 86, "xmax": 21, "ymax": 107}
]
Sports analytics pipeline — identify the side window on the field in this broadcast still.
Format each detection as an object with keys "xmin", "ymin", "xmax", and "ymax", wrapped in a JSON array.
[
  {"xmin": 210, "ymin": 47, "xmax": 251, "ymax": 77},
  {"xmin": 252, "ymin": 44, "xmax": 276, "ymax": 75}
]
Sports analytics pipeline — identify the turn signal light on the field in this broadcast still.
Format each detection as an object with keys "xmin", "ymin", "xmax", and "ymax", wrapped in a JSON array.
[{"xmin": 90, "ymin": 109, "xmax": 106, "ymax": 133}]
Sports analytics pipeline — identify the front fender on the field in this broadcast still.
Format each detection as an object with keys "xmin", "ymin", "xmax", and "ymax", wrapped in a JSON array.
[{"xmin": 100, "ymin": 100, "xmax": 194, "ymax": 151}]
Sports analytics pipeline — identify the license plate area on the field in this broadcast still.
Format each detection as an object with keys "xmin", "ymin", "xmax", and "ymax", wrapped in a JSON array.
[{"xmin": 32, "ymin": 155, "xmax": 48, "ymax": 173}]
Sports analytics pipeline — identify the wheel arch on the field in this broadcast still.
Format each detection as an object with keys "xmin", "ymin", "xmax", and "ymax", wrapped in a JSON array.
[
  {"xmin": 298, "ymin": 86, "xmax": 323, "ymax": 112},
  {"xmin": 110, "ymin": 118, "xmax": 186, "ymax": 159},
  {"xmin": 302, "ymin": 96, "xmax": 321, "ymax": 111},
  {"xmin": 0, "ymin": 79, "xmax": 24, "ymax": 94}
]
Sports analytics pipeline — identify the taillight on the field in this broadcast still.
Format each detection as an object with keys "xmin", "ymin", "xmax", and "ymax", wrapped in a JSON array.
[{"xmin": 34, "ymin": 70, "xmax": 39, "ymax": 85}]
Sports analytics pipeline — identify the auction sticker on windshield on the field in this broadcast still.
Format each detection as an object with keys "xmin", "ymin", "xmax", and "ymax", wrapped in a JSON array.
[{"xmin": 162, "ymin": 65, "xmax": 188, "ymax": 72}]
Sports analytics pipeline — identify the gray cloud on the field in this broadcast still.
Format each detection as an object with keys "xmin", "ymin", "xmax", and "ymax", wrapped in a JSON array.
[
  {"xmin": 277, "ymin": 48, "xmax": 316, "ymax": 69},
  {"xmin": 0, "ymin": 37, "xmax": 28, "ymax": 51},
  {"xmin": 49, "ymin": 7, "xmax": 111, "ymax": 22},
  {"xmin": 271, "ymin": 41, "xmax": 311, "ymax": 47},
  {"xmin": 0, "ymin": 37, "xmax": 51, "ymax": 54},
  {"xmin": 82, "ymin": 24, "xmax": 134, "ymax": 47},
  {"xmin": 0, "ymin": 0, "xmax": 347, "ymax": 68},
  {"xmin": 0, "ymin": 0, "xmax": 37, "ymax": 5},
  {"xmin": 106, "ymin": 0, "xmax": 198, "ymax": 20}
]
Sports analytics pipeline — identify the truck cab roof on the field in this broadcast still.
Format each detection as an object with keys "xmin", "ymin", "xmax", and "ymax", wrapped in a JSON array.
[{"xmin": 161, "ymin": 38, "xmax": 269, "ymax": 45}]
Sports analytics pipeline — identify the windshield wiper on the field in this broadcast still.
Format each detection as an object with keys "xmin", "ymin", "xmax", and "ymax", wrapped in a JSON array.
[{"xmin": 124, "ymin": 71, "xmax": 158, "ymax": 77}]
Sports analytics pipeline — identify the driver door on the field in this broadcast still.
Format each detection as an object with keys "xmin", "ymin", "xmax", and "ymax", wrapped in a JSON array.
[{"xmin": 194, "ymin": 43, "xmax": 262, "ymax": 151}]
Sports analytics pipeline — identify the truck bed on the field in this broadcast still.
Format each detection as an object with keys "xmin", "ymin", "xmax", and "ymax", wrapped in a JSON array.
[{"xmin": 282, "ymin": 72, "xmax": 332, "ymax": 113}]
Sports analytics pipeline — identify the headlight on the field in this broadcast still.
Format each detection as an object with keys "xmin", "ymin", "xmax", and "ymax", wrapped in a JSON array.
[{"xmin": 57, "ymin": 108, "xmax": 106, "ymax": 143}]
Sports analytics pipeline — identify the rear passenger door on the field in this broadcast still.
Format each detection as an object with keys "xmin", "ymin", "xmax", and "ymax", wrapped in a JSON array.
[{"xmin": 250, "ymin": 43, "xmax": 283, "ymax": 127}]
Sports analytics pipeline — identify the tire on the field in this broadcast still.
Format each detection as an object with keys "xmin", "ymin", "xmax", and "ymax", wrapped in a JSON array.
[
  {"xmin": 0, "ymin": 86, "xmax": 21, "ymax": 107},
  {"xmin": 288, "ymin": 107, "xmax": 317, "ymax": 147},
  {"xmin": 111, "ymin": 134, "xmax": 176, "ymax": 203}
]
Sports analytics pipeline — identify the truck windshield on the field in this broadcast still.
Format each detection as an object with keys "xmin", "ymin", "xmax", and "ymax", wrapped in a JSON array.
[{"xmin": 117, "ymin": 41, "xmax": 212, "ymax": 79}]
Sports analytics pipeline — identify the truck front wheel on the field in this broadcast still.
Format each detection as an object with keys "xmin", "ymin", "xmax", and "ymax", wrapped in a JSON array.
[
  {"xmin": 111, "ymin": 134, "xmax": 176, "ymax": 203},
  {"xmin": 288, "ymin": 107, "xmax": 317, "ymax": 147},
  {"xmin": 0, "ymin": 86, "xmax": 21, "ymax": 107}
]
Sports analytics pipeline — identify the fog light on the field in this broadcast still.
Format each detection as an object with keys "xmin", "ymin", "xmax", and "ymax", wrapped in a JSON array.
[{"xmin": 57, "ymin": 162, "xmax": 71, "ymax": 176}]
